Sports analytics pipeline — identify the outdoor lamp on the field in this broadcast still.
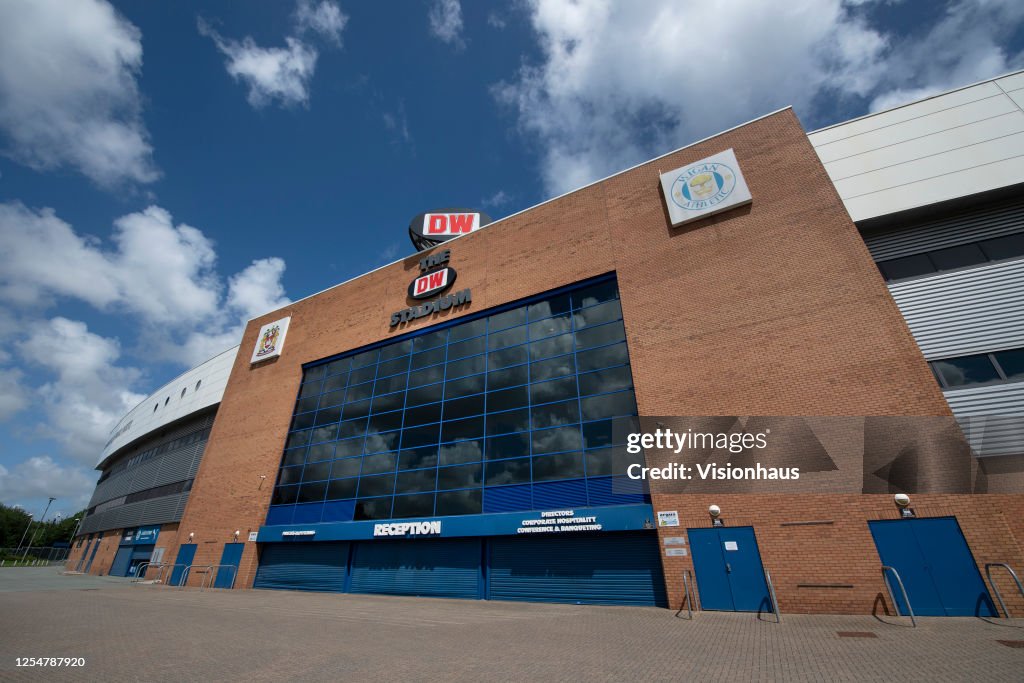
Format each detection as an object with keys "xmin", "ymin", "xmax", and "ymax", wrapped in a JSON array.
[{"xmin": 708, "ymin": 504, "xmax": 721, "ymax": 518}]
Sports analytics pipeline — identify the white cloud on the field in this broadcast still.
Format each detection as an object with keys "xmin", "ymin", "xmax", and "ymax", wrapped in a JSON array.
[
  {"xmin": 0, "ymin": 0, "xmax": 158, "ymax": 187},
  {"xmin": 868, "ymin": 0, "xmax": 1024, "ymax": 112},
  {"xmin": 17, "ymin": 318, "xmax": 145, "ymax": 462},
  {"xmin": 495, "ymin": 0, "xmax": 1022, "ymax": 197},
  {"xmin": 0, "ymin": 455, "xmax": 97, "ymax": 511},
  {"xmin": 482, "ymin": 190, "xmax": 512, "ymax": 209},
  {"xmin": 295, "ymin": 0, "xmax": 348, "ymax": 45},
  {"xmin": 0, "ymin": 201, "xmax": 291, "ymax": 368},
  {"xmin": 429, "ymin": 0, "xmax": 465, "ymax": 48},
  {"xmin": 199, "ymin": 1, "xmax": 348, "ymax": 109},
  {"xmin": 383, "ymin": 101, "xmax": 413, "ymax": 146},
  {"xmin": 0, "ymin": 368, "xmax": 29, "ymax": 421}
]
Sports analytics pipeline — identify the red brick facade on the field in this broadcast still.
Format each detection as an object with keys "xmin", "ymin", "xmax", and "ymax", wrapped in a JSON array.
[{"xmin": 159, "ymin": 109, "xmax": 1023, "ymax": 611}]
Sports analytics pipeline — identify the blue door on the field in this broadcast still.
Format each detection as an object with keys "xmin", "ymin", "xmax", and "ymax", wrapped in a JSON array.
[
  {"xmin": 110, "ymin": 546, "xmax": 133, "ymax": 577},
  {"xmin": 214, "ymin": 543, "xmax": 245, "ymax": 588},
  {"xmin": 169, "ymin": 544, "xmax": 197, "ymax": 586},
  {"xmin": 84, "ymin": 533, "xmax": 103, "ymax": 573},
  {"xmin": 254, "ymin": 542, "xmax": 349, "ymax": 592},
  {"xmin": 869, "ymin": 517, "xmax": 996, "ymax": 617},
  {"xmin": 689, "ymin": 527, "xmax": 771, "ymax": 612},
  {"xmin": 75, "ymin": 537, "xmax": 92, "ymax": 571},
  {"xmin": 488, "ymin": 532, "xmax": 667, "ymax": 606}
]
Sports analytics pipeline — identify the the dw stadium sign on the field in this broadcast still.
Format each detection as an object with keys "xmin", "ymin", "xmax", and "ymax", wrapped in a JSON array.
[{"xmin": 408, "ymin": 209, "xmax": 493, "ymax": 251}]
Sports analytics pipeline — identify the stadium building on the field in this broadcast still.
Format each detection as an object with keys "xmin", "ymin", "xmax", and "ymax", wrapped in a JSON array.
[{"xmin": 68, "ymin": 72, "xmax": 1024, "ymax": 616}]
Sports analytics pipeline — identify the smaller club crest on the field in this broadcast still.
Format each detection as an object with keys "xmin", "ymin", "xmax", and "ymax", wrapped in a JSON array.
[
  {"xmin": 256, "ymin": 325, "xmax": 280, "ymax": 357},
  {"xmin": 250, "ymin": 316, "xmax": 291, "ymax": 364}
]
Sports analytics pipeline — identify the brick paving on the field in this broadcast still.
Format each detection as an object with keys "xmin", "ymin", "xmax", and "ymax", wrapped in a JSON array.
[{"xmin": 0, "ymin": 568, "xmax": 1021, "ymax": 682}]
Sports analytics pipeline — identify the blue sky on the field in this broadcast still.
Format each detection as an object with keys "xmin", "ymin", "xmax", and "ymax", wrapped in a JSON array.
[{"xmin": 1, "ymin": 0, "xmax": 1022, "ymax": 520}]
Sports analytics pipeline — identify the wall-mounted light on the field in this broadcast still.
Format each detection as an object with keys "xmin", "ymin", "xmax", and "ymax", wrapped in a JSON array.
[
  {"xmin": 894, "ymin": 493, "xmax": 910, "ymax": 508},
  {"xmin": 708, "ymin": 504, "xmax": 721, "ymax": 518},
  {"xmin": 258, "ymin": 474, "xmax": 267, "ymax": 490},
  {"xmin": 233, "ymin": 530, "xmax": 240, "ymax": 541},
  {"xmin": 188, "ymin": 532, "xmax": 195, "ymax": 542}
]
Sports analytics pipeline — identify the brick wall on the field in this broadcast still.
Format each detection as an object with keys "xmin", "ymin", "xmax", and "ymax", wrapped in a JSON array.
[{"xmin": 167, "ymin": 108, "xmax": 1023, "ymax": 610}]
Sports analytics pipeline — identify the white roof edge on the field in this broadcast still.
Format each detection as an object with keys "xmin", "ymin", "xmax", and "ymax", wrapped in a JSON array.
[
  {"xmin": 108, "ymin": 344, "xmax": 240, "ymax": 435},
  {"xmin": 247, "ymin": 106, "xmax": 796, "ymax": 322},
  {"xmin": 808, "ymin": 68, "xmax": 1024, "ymax": 135}
]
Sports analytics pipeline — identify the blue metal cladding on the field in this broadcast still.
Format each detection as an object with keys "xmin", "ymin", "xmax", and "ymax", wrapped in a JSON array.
[
  {"xmin": 254, "ymin": 542, "xmax": 349, "ymax": 592},
  {"xmin": 266, "ymin": 274, "xmax": 646, "ymax": 529},
  {"xmin": 169, "ymin": 544, "xmax": 196, "ymax": 586},
  {"xmin": 869, "ymin": 518, "xmax": 996, "ymax": 617},
  {"xmin": 488, "ymin": 532, "xmax": 667, "ymax": 606},
  {"xmin": 214, "ymin": 543, "xmax": 245, "ymax": 589},
  {"xmin": 109, "ymin": 546, "xmax": 132, "ymax": 577},
  {"xmin": 349, "ymin": 538, "xmax": 482, "ymax": 599},
  {"xmin": 688, "ymin": 527, "xmax": 771, "ymax": 612}
]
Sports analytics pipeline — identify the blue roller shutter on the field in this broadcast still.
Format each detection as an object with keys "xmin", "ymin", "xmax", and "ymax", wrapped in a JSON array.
[
  {"xmin": 110, "ymin": 547, "xmax": 132, "ymax": 577},
  {"xmin": 254, "ymin": 542, "xmax": 349, "ymax": 592},
  {"xmin": 489, "ymin": 532, "xmax": 667, "ymax": 606},
  {"xmin": 349, "ymin": 538, "xmax": 482, "ymax": 599}
]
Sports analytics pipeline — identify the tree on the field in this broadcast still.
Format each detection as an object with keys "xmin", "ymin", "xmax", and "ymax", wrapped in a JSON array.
[{"xmin": 0, "ymin": 503, "xmax": 86, "ymax": 548}]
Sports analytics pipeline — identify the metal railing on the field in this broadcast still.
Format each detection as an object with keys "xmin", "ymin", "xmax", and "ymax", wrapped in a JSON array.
[
  {"xmin": 881, "ymin": 566, "xmax": 917, "ymax": 627},
  {"xmin": 679, "ymin": 569, "xmax": 697, "ymax": 619},
  {"xmin": 985, "ymin": 563, "xmax": 1024, "ymax": 618},
  {"xmin": 764, "ymin": 568, "xmax": 782, "ymax": 623},
  {"xmin": 200, "ymin": 564, "xmax": 238, "ymax": 591}
]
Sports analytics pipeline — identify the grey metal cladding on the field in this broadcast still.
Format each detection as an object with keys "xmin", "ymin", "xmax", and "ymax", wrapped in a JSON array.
[
  {"xmin": 137, "ymin": 494, "xmax": 182, "ymax": 526},
  {"xmin": 151, "ymin": 444, "xmax": 200, "ymax": 488},
  {"xmin": 946, "ymin": 383, "xmax": 1024, "ymax": 458},
  {"xmin": 865, "ymin": 196, "xmax": 1024, "ymax": 261},
  {"xmin": 888, "ymin": 259, "xmax": 1024, "ymax": 358}
]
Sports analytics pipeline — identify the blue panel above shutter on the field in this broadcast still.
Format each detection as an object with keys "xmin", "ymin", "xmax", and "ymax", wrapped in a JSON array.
[
  {"xmin": 349, "ymin": 538, "xmax": 481, "ymax": 599},
  {"xmin": 254, "ymin": 542, "xmax": 348, "ymax": 592},
  {"xmin": 489, "ymin": 531, "xmax": 666, "ymax": 606}
]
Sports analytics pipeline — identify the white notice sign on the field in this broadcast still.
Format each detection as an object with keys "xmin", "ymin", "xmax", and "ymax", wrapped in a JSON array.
[{"xmin": 724, "ymin": 541, "xmax": 739, "ymax": 551}]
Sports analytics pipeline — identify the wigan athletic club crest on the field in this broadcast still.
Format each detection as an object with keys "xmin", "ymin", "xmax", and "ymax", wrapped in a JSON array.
[
  {"xmin": 659, "ymin": 148, "xmax": 752, "ymax": 227},
  {"xmin": 250, "ymin": 316, "xmax": 291, "ymax": 364}
]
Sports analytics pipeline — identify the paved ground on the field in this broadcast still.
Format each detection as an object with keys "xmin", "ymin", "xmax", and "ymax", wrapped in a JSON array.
[{"xmin": 0, "ymin": 568, "xmax": 1021, "ymax": 682}]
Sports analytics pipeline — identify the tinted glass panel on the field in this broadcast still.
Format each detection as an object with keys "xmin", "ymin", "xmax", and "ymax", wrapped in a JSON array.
[
  {"xmin": 278, "ymin": 466, "xmax": 302, "ymax": 485},
  {"xmin": 488, "ymin": 364, "xmax": 528, "ymax": 391},
  {"xmin": 448, "ymin": 336, "xmax": 485, "ymax": 360},
  {"xmin": 302, "ymin": 461, "xmax": 331, "ymax": 482},
  {"xmin": 486, "ymin": 432, "xmax": 531, "ymax": 460},
  {"xmin": 489, "ymin": 326, "xmax": 527, "ymax": 350},
  {"xmin": 326, "ymin": 477, "xmax": 358, "ymax": 500},
  {"xmin": 350, "ymin": 365, "xmax": 377, "ymax": 385},
  {"xmin": 447, "ymin": 354, "xmax": 485, "ymax": 379},
  {"xmin": 297, "ymin": 481, "xmax": 327, "ymax": 503},
  {"xmin": 334, "ymin": 437, "xmax": 363, "ymax": 458},
  {"xmin": 443, "ymin": 395, "xmax": 485, "ymax": 421},
  {"xmin": 878, "ymin": 254, "xmax": 935, "ymax": 281},
  {"xmin": 487, "ymin": 408, "xmax": 529, "ymax": 436},
  {"xmin": 533, "ymin": 452, "xmax": 584, "ymax": 481},
  {"xmin": 437, "ymin": 463, "xmax": 482, "ymax": 490},
  {"xmin": 994, "ymin": 349, "xmax": 1024, "ymax": 380},
  {"xmin": 488, "ymin": 385, "xmax": 529, "ymax": 412},
  {"xmin": 273, "ymin": 485, "xmax": 298, "ymax": 505},
  {"xmin": 531, "ymin": 354, "xmax": 575, "ymax": 381},
  {"xmin": 979, "ymin": 232, "xmax": 1024, "ymax": 262},
  {"xmin": 439, "ymin": 440, "xmax": 483, "ymax": 465},
  {"xmin": 399, "ymin": 447, "xmax": 438, "ymax": 470},
  {"xmin": 934, "ymin": 355, "xmax": 1001, "ymax": 387},
  {"xmin": 531, "ymin": 376, "xmax": 577, "ymax": 404},
  {"xmin": 532, "ymin": 425, "xmax": 582, "ymax": 455},
  {"xmin": 330, "ymin": 457, "xmax": 362, "ymax": 479},
  {"xmin": 395, "ymin": 468, "xmax": 436, "ymax": 493},
  {"xmin": 531, "ymin": 399, "xmax": 580, "ymax": 429},
  {"xmin": 581, "ymin": 390, "xmax": 636, "ymax": 421},
  {"xmin": 413, "ymin": 329, "xmax": 447, "ymax": 351},
  {"xmin": 379, "ymin": 339, "xmax": 411, "ymax": 361},
  {"xmin": 445, "ymin": 374, "xmax": 485, "ymax": 399},
  {"xmin": 354, "ymin": 498, "xmax": 391, "ymax": 520},
  {"xmin": 358, "ymin": 474, "xmax": 395, "ymax": 498},
  {"xmin": 392, "ymin": 493, "xmax": 435, "ymax": 518},
  {"xmin": 448, "ymin": 317, "xmax": 486, "ymax": 342},
  {"xmin": 360, "ymin": 452, "xmax": 397, "ymax": 475},
  {"xmin": 488, "ymin": 308, "xmax": 525, "ymax": 330},
  {"xmin": 436, "ymin": 489, "xmax": 481, "ymax": 516},
  {"xmin": 929, "ymin": 243, "xmax": 987, "ymax": 271},
  {"xmin": 485, "ymin": 457, "xmax": 531, "ymax": 485},
  {"xmin": 578, "ymin": 365, "xmax": 633, "ymax": 396},
  {"xmin": 574, "ymin": 300, "xmax": 622, "ymax": 330},
  {"xmin": 404, "ymin": 402, "xmax": 442, "ymax": 427},
  {"xmin": 411, "ymin": 346, "xmax": 446, "ymax": 370},
  {"xmin": 573, "ymin": 281, "xmax": 617, "ymax": 308},
  {"xmin": 488, "ymin": 345, "xmax": 529, "ymax": 370}
]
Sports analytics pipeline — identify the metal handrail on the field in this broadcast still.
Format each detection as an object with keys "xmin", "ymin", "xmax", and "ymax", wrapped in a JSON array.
[
  {"xmin": 881, "ymin": 566, "xmax": 917, "ymax": 627},
  {"xmin": 200, "ymin": 564, "xmax": 238, "ymax": 591},
  {"xmin": 680, "ymin": 569, "xmax": 696, "ymax": 619},
  {"xmin": 177, "ymin": 564, "xmax": 207, "ymax": 588},
  {"xmin": 131, "ymin": 562, "xmax": 153, "ymax": 582},
  {"xmin": 985, "ymin": 563, "xmax": 1024, "ymax": 618},
  {"xmin": 764, "ymin": 569, "xmax": 782, "ymax": 623}
]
